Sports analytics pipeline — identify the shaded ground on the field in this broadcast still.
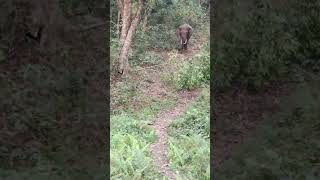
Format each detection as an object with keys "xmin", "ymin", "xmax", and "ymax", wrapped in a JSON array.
[{"xmin": 213, "ymin": 83, "xmax": 291, "ymax": 168}]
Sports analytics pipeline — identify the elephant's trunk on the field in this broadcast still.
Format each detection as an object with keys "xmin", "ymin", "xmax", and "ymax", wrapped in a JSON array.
[{"xmin": 183, "ymin": 40, "xmax": 187, "ymax": 44}]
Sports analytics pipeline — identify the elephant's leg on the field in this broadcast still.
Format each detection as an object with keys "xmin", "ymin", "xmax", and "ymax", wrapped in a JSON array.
[{"xmin": 185, "ymin": 39, "xmax": 189, "ymax": 50}]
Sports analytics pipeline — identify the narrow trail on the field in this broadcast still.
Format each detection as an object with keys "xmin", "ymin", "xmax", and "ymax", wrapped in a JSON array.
[
  {"xmin": 145, "ymin": 36, "xmax": 205, "ymax": 179},
  {"xmin": 149, "ymin": 89, "xmax": 199, "ymax": 180}
]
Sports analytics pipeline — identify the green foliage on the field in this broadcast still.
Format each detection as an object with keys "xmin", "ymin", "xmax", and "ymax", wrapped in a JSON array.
[
  {"xmin": 0, "ymin": 34, "xmax": 107, "ymax": 179},
  {"xmin": 216, "ymin": 80, "xmax": 320, "ymax": 180},
  {"xmin": 111, "ymin": 79, "xmax": 139, "ymax": 109},
  {"xmin": 214, "ymin": 0, "xmax": 296, "ymax": 90},
  {"xmin": 110, "ymin": 0, "xmax": 209, "ymax": 74},
  {"xmin": 110, "ymin": 1, "xmax": 210, "ymax": 179},
  {"xmin": 167, "ymin": 88, "xmax": 210, "ymax": 180},
  {"xmin": 59, "ymin": 0, "xmax": 95, "ymax": 17},
  {"xmin": 168, "ymin": 135, "xmax": 210, "ymax": 180},
  {"xmin": 214, "ymin": 0, "xmax": 320, "ymax": 90},
  {"xmin": 111, "ymin": 133, "xmax": 159, "ymax": 179},
  {"xmin": 175, "ymin": 44, "xmax": 210, "ymax": 90},
  {"xmin": 168, "ymin": 88, "xmax": 209, "ymax": 138},
  {"xmin": 288, "ymin": 0, "xmax": 320, "ymax": 72},
  {"xmin": 130, "ymin": 50, "xmax": 164, "ymax": 66},
  {"xmin": 129, "ymin": 0, "xmax": 209, "ymax": 58},
  {"xmin": 111, "ymin": 80, "xmax": 177, "ymax": 179},
  {"xmin": 110, "ymin": 38, "xmax": 119, "ymax": 74},
  {"xmin": 149, "ymin": 0, "xmax": 207, "ymax": 29},
  {"xmin": 110, "ymin": 114, "xmax": 161, "ymax": 179}
]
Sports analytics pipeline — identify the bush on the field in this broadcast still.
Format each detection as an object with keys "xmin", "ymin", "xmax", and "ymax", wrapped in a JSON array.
[
  {"xmin": 213, "ymin": 0, "xmax": 320, "ymax": 90},
  {"xmin": 110, "ymin": 113, "xmax": 160, "ymax": 179},
  {"xmin": 287, "ymin": 0, "xmax": 320, "ymax": 72},
  {"xmin": 175, "ymin": 44, "xmax": 209, "ymax": 90},
  {"xmin": 214, "ymin": 0, "xmax": 299, "ymax": 90},
  {"xmin": 132, "ymin": 24, "xmax": 178, "ymax": 52}
]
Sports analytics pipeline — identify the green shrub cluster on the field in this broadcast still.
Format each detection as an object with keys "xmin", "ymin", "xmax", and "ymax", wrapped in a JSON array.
[
  {"xmin": 175, "ymin": 44, "xmax": 210, "ymax": 90},
  {"xmin": 110, "ymin": 114, "xmax": 160, "ymax": 179},
  {"xmin": 214, "ymin": 0, "xmax": 320, "ymax": 90}
]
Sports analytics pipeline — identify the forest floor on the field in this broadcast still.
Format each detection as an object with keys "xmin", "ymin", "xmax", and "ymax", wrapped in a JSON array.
[
  {"xmin": 111, "ymin": 32, "xmax": 209, "ymax": 179},
  {"xmin": 144, "ymin": 37, "xmax": 206, "ymax": 179}
]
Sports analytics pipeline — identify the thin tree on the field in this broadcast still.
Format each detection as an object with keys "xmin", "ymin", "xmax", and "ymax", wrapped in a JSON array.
[
  {"xmin": 141, "ymin": 0, "xmax": 155, "ymax": 34},
  {"xmin": 116, "ymin": 0, "xmax": 144, "ymax": 76}
]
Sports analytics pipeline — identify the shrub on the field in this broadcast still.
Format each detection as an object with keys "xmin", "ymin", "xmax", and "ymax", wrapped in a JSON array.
[
  {"xmin": 287, "ymin": 0, "xmax": 320, "ymax": 72},
  {"xmin": 214, "ymin": 0, "xmax": 299, "ymax": 90},
  {"xmin": 175, "ymin": 45, "xmax": 209, "ymax": 90}
]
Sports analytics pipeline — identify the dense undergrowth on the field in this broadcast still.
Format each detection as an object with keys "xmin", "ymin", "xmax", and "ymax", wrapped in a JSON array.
[
  {"xmin": 167, "ymin": 88, "xmax": 210, "ymax": 180},
  {"xmin": 216, "ymin": 78, "xmax": 320, "ymax": 180},
  {"xmin": 174, "ymin": 43, "xmax": 210, "ymax": 90},
  {"xmin": 111, "ymin": 76, "xmax": 177, "ymax": 179},
  {"xmin": 215, "ymin": 0, "xmax": 320, "ymax": 179},
  {"xmin": 214, "ymin": 0, "xmax": 320, "ymax": 90},
  {"xmin": 0, "ymin": 1, "xmax": 107, "ymax": 179},
  {"xmin": 0, "ymin": 49, "xmax": 107, "ymax": 180}
]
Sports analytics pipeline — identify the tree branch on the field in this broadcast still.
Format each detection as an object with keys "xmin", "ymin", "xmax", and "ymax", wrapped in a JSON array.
[{"xmin": 116, "ymin": 0, "xmax": 124, "ymax": 17}]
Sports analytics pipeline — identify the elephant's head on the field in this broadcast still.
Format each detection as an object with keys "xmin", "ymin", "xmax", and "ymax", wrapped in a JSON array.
[{"xmin": 176, "ymin": 24, "xmax": 193, "ymax": 46}]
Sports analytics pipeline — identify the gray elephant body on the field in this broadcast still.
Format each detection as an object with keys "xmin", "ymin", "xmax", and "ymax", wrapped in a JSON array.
[{"xmin": 176, "ymin": 24, "xmax": 193, "ymax": 51}]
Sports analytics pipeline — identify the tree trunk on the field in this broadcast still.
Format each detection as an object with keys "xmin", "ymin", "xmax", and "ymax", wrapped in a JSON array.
[
  {"xmin": 141, "ymin": 10, "xmax": 149, "ymax": 34},
  {"xmin": 116, "ymin": 0, "xmax": 124, "ymax": 17},
  {"xmin": 117, "ymin": 0, "xmax": 143, "ymax": 76},
  {"xmin": 118, "ymin": 0, "xmax": 131, "ymax": 52},
  {"xmin": 116, "ymin": 11, "xmax": 121, "ymax": 39}
]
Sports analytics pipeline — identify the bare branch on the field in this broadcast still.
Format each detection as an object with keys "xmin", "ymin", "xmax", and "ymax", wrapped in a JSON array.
[{"xmin": 116, "ymin": 0, "xmax": 124, "ymax": 17}]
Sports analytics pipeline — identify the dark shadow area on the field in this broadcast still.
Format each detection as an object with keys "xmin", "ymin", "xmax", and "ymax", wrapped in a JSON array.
[
  {"xmin": 0, "ymin": 0, "xmax": 109, "ymax": 179},
  {"xmin": 212, "ymin": 0, "xmax": 320, "ymax": 179}
]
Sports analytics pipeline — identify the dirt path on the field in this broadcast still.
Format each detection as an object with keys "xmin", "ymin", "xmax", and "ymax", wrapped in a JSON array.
[
  {"xmin": 145, "ymin": 36, "xmax": 206, "ymax": 179},
  {"xmin": 149, "ymin": 89, "xmax": 199, "ymax": 180}
]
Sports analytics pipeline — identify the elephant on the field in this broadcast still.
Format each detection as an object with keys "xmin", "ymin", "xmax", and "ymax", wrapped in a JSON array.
[{"xmin": 176, "ymin": 24, "xmax": 193, "ymax": 51}]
